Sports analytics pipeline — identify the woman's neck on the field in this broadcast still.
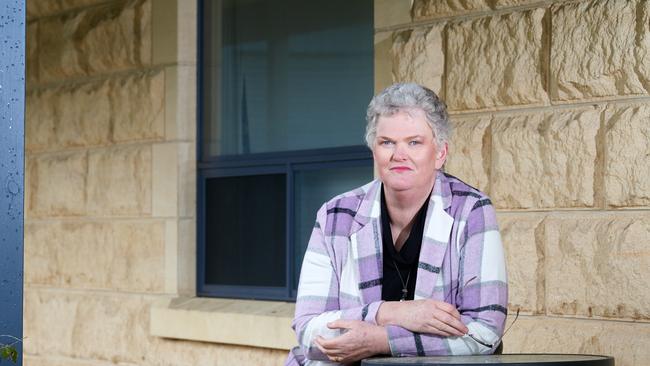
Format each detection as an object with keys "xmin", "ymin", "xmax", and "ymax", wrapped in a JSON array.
[{"xmin": 383, "ymin": 180, "xmax": 434, "ymax": 231}]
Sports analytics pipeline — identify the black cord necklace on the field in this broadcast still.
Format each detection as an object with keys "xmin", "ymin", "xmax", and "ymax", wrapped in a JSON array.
[{"xmin": 392, "ymin": 258, "xmax": 411, "ymax": 301}]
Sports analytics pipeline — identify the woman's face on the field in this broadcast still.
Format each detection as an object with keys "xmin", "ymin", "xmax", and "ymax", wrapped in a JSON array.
[{"xmin": 372, "ymin": 109, "xmax": 447, "ymax": 193}]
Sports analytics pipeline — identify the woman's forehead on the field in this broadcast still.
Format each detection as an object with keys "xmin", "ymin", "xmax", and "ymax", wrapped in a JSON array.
[{"xmin": 376, "ymin": 109, "xmax": 434, "ymax": 136}]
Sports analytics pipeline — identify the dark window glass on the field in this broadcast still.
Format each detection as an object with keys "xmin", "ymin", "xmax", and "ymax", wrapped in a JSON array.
[
  {"xmin": 198, "ymin": 0, "xmax": 374, "ymax": 301},
  {"xmin": 293, "ymin": 165, "xmax": 374, "ymax": 288},
  {"xmin": 204, "ymin": 174, "xmax": 286, "ymax": 287},
  {"xmin": 202, "ymin": 0, "xmax": 373, "ymax": 156}
]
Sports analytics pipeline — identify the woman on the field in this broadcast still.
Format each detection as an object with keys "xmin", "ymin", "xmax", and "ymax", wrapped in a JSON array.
[{"xmin": 286, "ymin": 83, "xmax": 507, "ymax": 365}]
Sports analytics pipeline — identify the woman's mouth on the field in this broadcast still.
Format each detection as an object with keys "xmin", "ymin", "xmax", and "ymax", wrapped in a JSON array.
[{"xmin": 390, "ymin": 166, "xmax": 412, "ymax": 172}]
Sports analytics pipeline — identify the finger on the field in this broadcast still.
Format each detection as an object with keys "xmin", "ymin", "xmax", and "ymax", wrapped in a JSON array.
[
  {"xmin": 428, "ymin": 317, "xmax": 465, "ymax": 337},
  {"xmin": 315, "ymin": 338, "xmax": 336, "ymax": 355},
  {"xmin": 316, "ymin": 335, "xmax": 345, "ymax": 350},
  {"xmin": 437, "ymin": 301, "xmax": 462, "ymax": 319},
  {"xmin": 436, "ymin": 309, "xmax": 468, "ymax": 334}
]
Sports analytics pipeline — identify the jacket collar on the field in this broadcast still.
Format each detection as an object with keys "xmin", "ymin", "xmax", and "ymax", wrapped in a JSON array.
[{"xmin": 350, "ymin": 171, "xmax": 455, "ymax": 303}]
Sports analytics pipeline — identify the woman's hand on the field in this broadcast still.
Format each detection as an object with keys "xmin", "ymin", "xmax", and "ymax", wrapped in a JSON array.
[
  {"xmin": 376, "ymin": 299, "xmax": 468, "ymax": 337},
  {"xmin": 314, "ymin": 320, "xmax": 389, "ymax": 364}
]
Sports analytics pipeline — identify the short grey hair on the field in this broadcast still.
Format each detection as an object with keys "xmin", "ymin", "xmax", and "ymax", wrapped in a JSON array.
[{"xmin": 365, "ymin": 83, "xmax": 451, "ymax": 149}]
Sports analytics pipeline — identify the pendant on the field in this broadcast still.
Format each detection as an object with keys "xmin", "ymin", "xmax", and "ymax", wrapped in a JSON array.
[{"xmin": 400, "ymin": 288, "xmax": 408, "ymax": 301}]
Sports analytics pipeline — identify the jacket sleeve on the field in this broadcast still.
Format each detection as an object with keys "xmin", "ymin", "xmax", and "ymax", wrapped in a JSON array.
[
  {"xmin": 291, "ymin": 204, "xmax": 384, "ymax": 361},
  {"xmin": 385, "ymin": 199, "xmax": 508, "ymax": 356}
]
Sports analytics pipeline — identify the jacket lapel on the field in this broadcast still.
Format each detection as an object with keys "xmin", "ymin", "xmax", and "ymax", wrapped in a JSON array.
[
  {"xmin": 349, "ymin": 180, "xmax": 383, "ymax": 304},
  {"xmin": 414, "ymin": 172, "xmax": 454, "ymax": 300}
]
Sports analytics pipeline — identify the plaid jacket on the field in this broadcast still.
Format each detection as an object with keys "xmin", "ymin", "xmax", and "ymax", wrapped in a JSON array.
[{"xmin": 286, "ymin": 172, "xmax": 508, "ymax": 365}]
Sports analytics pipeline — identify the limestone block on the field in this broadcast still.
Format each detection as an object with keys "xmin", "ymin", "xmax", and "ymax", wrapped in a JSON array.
[
  {"xmin": 391, "ymin": 25, "xmax": 444, "ymax": 95},
  {"xmin": 165, "ymin": 65, "xmax": 197, "ymax": 141},
  {"xmin": 24, "ymin": 290, "xmax": 289, "ymax": 365},
  {"xmin": 412, "ymin": 0, "xmax": 490, "ymax": 20},
  {"xmin": 178, "ymin": 142, "xmax": 196, "ymax": 219},
  {"xmin": 493, "ymin": 0, "xmax": 542, "ymax": 8},
  {"xmin": 25, "ymin": 220, "xmax": 165, "ymax": 292},
  {"xmin": 551, "ymin": 0, "xmax": 645, "ymax": 101},
  {"xmin": 49, "ymin": 80, "xmax": 111, "ymax": 148},
  {"xmin": 375, "ymin": 32, "xmax": 392, "ymax": 93},
  {"xmin": 112, "ymin": 70, "xmax": 165, "ymax": 142},
  {"xmin": 503, "ymin": 316, "xmax": 650, "ymax": 366},
  {"xmin": 543, "ymin": 212, "xmax": 650, "ymax": 320},
  {"xmin": 27, "ymin": 151, "xmax": 87, "ymax": 217},
  {"xmin": 604, "ymin": 104, "xmax": 650, "ymax": 207},
  {"xmin": 152, "ymin": 143, "xmax": 178, "ymax": 217},
  {"xmin": 25, "ymin": 91, "xmax": 56, "ymax": 152},
  {"xmin": 491, "ymin": 107, "xmax": 599, "ymax": 209},
  {"xmin": 23, "ymin": 289, "xmax": 151, "ymax": 362},
  {"xmin": 27, "ymin": 0, "xmax": 108, "ymax": 18},
  {"xmin": 148, "ymin": 338, "xmax": 288, "ymax": 366},
  {"xmin": 24, "ymin": 355, "xmax": 117, "ymax": 366},
  {"xmin": 445, "ymin": 115, "xmax": 491, "ymax": 192},
  {"xmin": 87, "ymin": 146, "xmax": 152, "ymax": 216},
  {"xmin": 446, "ymin": 8, "xmax": 547, "ymax": 111},
  {"xmin": 177, "ymin": 218, "xmax": 197, "ymax": 295},
  {"xmin": 375, "ymin": 0, "xmax": 411, "ymax": 28},
  {"xmin": 637, "ymin": 0, "xmax": 650, "ymax": 91},
  {"xmin": 38, "ymin": 0, "xmax": 152, "ymax": 83},
  {"xmin": 497, "ymin": 213, "xmax": 545, "ymax": 314},
  {"xmin": 26, "ymin": 21, "xmax": 38, "ymax": 84}
]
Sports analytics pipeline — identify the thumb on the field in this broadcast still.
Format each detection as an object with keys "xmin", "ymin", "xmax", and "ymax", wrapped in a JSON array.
[{"xmin": 327, "ymin": 319, "xmax": 349, "ymax": 329}]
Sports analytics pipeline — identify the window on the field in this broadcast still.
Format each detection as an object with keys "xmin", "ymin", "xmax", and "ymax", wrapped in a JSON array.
[{"xmin": 198, "ymin": 0, "xmax": 374, "ymax": 301}]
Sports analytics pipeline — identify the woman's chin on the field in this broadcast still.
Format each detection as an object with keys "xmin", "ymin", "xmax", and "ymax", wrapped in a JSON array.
[{"xmin": 382, "ymin": 179, "xmax": 416, "ymax": 192}]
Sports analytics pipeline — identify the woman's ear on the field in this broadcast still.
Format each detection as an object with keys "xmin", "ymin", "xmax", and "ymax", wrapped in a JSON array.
[{"xmin": 435, "ymin": 142, "xmax": 448, "ymax": 170}]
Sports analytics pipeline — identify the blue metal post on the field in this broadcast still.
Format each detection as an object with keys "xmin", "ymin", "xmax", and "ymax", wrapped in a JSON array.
[{"xmin": 0, "ymin": 0, "xmax": 25, "ymax": 365}]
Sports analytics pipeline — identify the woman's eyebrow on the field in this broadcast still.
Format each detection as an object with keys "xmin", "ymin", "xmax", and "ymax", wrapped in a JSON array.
[{"xmin": 377, "ymin": 135, "xmax": 424, "ymax": 140}]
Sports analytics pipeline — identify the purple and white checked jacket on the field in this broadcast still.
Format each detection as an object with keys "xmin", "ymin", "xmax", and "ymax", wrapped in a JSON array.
[{"xmin": 286, "ymin": 172, "xmax": 508, "ymax": 365}]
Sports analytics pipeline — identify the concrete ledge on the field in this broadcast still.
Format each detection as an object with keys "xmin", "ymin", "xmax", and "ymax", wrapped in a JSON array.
[{"xmin": 150, "ymin": 296, "xmax": 296, "ymax": 350}]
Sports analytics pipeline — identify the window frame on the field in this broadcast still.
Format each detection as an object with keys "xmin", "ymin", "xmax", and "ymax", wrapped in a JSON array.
[{"xmin": 196, "ymin": 0, "xmax": 374, "ymax": 301}]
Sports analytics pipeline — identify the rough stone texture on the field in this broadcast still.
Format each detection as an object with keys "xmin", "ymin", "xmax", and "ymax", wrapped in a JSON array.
[
  {"xmin": 27, "ymin": 21, "xmax": 38, "ymax": 84},
  {"xmin": 503, "ymin": 316, "xmax": 650, "ymax": 366},
  {"xmin": 27, "ymin": 0, "xmax": 108, "ymax": 18},
  {"xmin": 446, "ymin": 8, "xmax": 547, "ymax": 111},
  {"xmin": 490, "ymin": 107, "xmax": 599, "ymax": 209},
  {"xmin": 23, "ymin": 290, "xmax": 288, "ymax": 365},
  {"xmin": 444, "ymin": 115, "xmax": 490, "ymax": 192},
  {"xmin": 492, "ymin": 0, "xmax": 542, "ymax": 8},
  {"xmin": 25, "ymin": 220, "xmax": 165, "ymax": 292},
  {"xmin": 24, "ymin": 289, "xmax": 152, "ymax": 362},
  {"xmin": 87, "ymin": 146, "xmax": 152, "ymax": 216},
  {"xmin": 27, "ymin": 81, "xmax": 111, "ymax": 151},
  {"xmin": 497, "ymin": 213, "xmax": 545, "ymax": 314},
  {"xmin": 27, "ymin": 152, "xmax": 87, "ymax": 217},
  {"xmin": 412, "ymin": 0, "xmax": 490, "ymax": 20},
  {"xmin": 551, "ymin": 0, "xmax": 646, "ymax": 101},
  {"xmin": 37, "ymin": 0, "xmax": 151, "ymax": 83},
  {"xmin": 391, "ymin": 25, "xmax": 444, "ymax": 95},
  {"xmin": 26, "ymin": 71, "xmax": 165, "ymax": 152},
  {"xmin": 112, "ymin": 70, "xmax": 165, "ymax": 142},
  {"xmin": 543, "ymin": 212, "xmax": 650, "ymax": 320},
  {"xmin": 637, "ymin": 0, "xmax": 650, "ymax": 91},
  {"xmin": 25, "ymin": 91, "xmax": 56, "ymax": 152},
  {"xmin": 411, "ymin": 0, "xmax": 544, "ymax": 19},
  {"xmin": 604, "ymin": 103, "xmax": 650, "ymax": 207}
]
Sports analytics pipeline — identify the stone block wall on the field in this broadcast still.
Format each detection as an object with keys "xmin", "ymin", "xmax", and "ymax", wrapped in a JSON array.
[
  {"xmin": 24, "ymin": 1, "xmax": 286, "ymax": 365},
  {"xmin": 376, "ymin": 1, "xmax": 650, "ymax": 365}
]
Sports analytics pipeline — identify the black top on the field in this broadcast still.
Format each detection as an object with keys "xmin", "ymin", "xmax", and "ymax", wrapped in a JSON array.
[{"xmin": 380, "ymin": 185, "xmax": 430, "ymax": 302}]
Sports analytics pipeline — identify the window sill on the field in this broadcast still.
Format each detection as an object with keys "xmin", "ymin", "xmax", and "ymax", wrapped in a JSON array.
[{"xmin": 150, "ymin": 296, "xmax": 296, "ymax": 350}]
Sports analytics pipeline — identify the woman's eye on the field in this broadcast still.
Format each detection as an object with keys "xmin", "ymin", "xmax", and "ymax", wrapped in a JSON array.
[
  {"xmin": 408, "ymin": 140, "xmax": 421, "ymax": 146},
  {"xmin": 380, "ymin": 140, "xmax": 394, "ymax": 146}
]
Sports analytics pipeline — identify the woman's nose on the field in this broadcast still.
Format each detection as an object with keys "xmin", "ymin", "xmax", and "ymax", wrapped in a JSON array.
[{"xmin": 391, "ymin": 143, "xmax": 408, "ymax": 161}]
